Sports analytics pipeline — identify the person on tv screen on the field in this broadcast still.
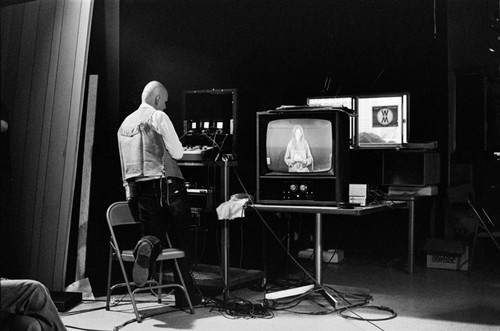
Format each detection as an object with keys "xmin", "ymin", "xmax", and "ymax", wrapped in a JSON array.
[{"xmin": 284, "ymin": 125, "xmax": 313, "ymax": 172}]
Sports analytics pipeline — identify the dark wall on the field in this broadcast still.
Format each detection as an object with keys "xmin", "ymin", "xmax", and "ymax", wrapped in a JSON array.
[
  {"xmin": 119, "ymin": 1, "xmax": 448, "ymax": 113},
  {"xmin": 119, "ymin": 0, "xmax": 449, "ymax": 186}
]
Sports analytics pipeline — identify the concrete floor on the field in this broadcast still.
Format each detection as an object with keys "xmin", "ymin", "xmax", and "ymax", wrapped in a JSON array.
[{"xmin": 61, "ymin": 252, "xmax": 500, "ymax": 331}]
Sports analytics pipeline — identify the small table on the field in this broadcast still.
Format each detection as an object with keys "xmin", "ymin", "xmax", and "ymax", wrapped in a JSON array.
[
  {"xmin": 250, "ymin": 203, "xmax": 405, "ymax": 285},
  {"xmin": 220, "ymin": 196, "xmax": 435, "ymax": 297},
  {"xmin": 252, "ymin": 196, "xmax": 433, "ymax": 284}
]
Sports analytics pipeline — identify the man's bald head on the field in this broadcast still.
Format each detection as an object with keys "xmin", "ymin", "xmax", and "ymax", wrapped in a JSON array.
[{"xmin": 141, "ymin": 81, "xmax": 169, "ymax": 111}]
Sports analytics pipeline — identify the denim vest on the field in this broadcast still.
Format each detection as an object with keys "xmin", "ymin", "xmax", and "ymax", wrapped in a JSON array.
[{"xmin": 118, "ymin": 106, "xmax": 183, "ymax": 182}]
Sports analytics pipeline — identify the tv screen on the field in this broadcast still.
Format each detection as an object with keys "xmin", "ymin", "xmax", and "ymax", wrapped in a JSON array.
[
  {"xmin": 266, "ymin": 119, "xmax": 333, "ymax": 173},
  {"xmin": 356, "ymin": 93, "xmax": 409, "ymax": 147}
]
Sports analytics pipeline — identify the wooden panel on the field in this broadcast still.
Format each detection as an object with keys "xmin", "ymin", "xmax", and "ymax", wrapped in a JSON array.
[
  {"xmin": 55, "ymin": 0, "xmax": 94, "ymax": 288},
  {"xmin": 1, "ymin": 4, "xmax": 25, "ymax": 277},
  {"xmin": 37, "ymin": 0, "xmax": 79, "ymax": 288},
  {"xmin": 0, "ymin": 0, "xmax": 94, "ymax": 290},
  {"xmin": 26, "ymin": 0, "xmax": 58, "ymax": 279},
  {"xmin": 76, "ymin": 75, "xmax": 98, "ymax": 281},
  {"xmin": 14, "ymin": 0, "xmax": 40, "ymax": 279},
  {"xmin": 32, "ymin": 0, "xmax": 65, "ymax": 286}
]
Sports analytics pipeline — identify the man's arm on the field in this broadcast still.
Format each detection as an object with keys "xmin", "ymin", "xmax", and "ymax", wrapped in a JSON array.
[{"xmin": 151, "ymin": 111, "xmax": 184, "ymax": 159}]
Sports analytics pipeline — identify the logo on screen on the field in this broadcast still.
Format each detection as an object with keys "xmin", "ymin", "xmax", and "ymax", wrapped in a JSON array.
[{"xmin": 372, "ymin": 105, "xmax": 398, "ymax": 127}]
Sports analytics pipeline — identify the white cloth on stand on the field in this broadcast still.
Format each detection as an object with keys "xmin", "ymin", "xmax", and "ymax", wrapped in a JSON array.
[{"xmin": 216, "ymin": 196, "xmax": 249, "ymax": 220}]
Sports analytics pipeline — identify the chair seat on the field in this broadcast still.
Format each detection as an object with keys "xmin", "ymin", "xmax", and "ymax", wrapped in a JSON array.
[{"xmin": 120, "ymin": 248, "xmax": 186, "ymax": 262}]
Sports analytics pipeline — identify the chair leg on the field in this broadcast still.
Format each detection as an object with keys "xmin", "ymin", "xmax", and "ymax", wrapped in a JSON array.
[
  {"xmin": 158, "ymin": 261, "xmax": 163, "ymax": 304},
  {"xmin": 115, "ymin": 252, "xmax": 142, "ymax": 322},
  {"xmin": 107, "ymin": 254, "xmax": 193, "ymax": 321},
  {"xmin": 106, "ymin": 246, "xmax": 113, "ymax": 310},
  {"xmin": 468, "ymin": 202, "xmax": 500, "ymax": 272},
  {"xmin": 173, "ymin": 258, "xmax": 194, "ymax": 314},
  {"xmin": 469, "ymin": 222, "xmax": 480, "ymax": 272},
  {"xmin": 479, "ymin": 209, "xmax": 500, "ymax": 251}
]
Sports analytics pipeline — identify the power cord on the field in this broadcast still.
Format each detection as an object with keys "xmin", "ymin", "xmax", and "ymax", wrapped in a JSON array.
[
  {"xmin": 202, "ymin": 132, "xmax": 229, "ymax": 161},
  {"xmin": 230, "ymin": 167, "xmax": 398, "ymax": 327},
  {"xmin": 337, "ymin": 304, "xmax": 397, "ymax": 322},
  {"xmin": 208, "ymin": 294, "xmax": 274, "ymax": 319}
]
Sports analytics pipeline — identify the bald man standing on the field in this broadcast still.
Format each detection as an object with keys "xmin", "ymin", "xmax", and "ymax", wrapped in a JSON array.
[{"xmin": 117, "ymin": 81, "xmax": 201, "ymax": 308}]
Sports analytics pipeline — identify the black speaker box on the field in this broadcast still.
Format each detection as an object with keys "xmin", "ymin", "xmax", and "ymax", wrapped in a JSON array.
[
  {"xmin": 50, "ymin": 291, "xmax": 82, "ymax": 312},
  {"xmin": 382, "ymin": 151, "xmax": 440, "ymax": 186}
]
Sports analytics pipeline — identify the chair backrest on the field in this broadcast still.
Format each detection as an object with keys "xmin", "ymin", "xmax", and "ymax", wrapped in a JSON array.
[
  {"xmin": 107, "ymin": 201, "xmax": 137, "ymax": 227},
  {"xmin": 106, "ymin": 201, "xmax": 175, "ymax": 249},
  {"xmin": 106, "ymin": 201, "xmax": 141, "ymax": 251}
]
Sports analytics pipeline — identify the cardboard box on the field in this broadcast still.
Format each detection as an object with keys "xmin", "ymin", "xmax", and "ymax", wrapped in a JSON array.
[
  {"xmin": 298, "ymin": 248, "xmax": 344, "ymax": 263},
  {"xmin": 424, "ymin": 239, "xmax": 469, "ymax": 271}
]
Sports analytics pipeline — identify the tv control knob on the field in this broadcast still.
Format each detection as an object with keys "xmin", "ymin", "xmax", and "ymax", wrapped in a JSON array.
[
  {"xmin": 290, "ymin": 184, "xmax": 298, "ymax": 192},
  {"xmin": 299, "ymin": 184, "xmax": 308, "ymax": 192}
]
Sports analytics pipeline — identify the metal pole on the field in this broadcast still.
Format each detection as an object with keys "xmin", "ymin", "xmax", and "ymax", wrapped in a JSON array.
[
  {"xmin": 408, "ymin": 200, "xmax": 415, "ymax": 274},
  {"xmin": 222, "ymin": 160, "xmax": 230, "ymax": 298},
  {"xmin": 314, "ymin": 213, "xmax": 322, "ymax": 284}
]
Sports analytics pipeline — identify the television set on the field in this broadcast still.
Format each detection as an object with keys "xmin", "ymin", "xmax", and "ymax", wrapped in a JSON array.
[{"xmin": 256, "ymin": 107, "xmax": 350, "ymax": 206}]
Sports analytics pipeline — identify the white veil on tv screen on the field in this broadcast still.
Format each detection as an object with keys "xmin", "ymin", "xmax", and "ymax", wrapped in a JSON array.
[{"xmin": 266, "ymin": 118, "xmax": 333, "ymax": 173}]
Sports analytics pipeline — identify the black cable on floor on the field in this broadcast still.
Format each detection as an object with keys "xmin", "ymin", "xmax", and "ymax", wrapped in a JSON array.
[
  {"xmin": 112, "ymin": 317, "xmax": 138, "ymax": 331},
  {"xmin": 208, "ymin": 296, "xmax": 274, "ymax": 319},
  {"xmin": 337, "ymin": 305, "xmax": 397, "ymax": 322},
  {"xmin": 65, "ymin": 326, "xmax": 112, "ymax": 331}
]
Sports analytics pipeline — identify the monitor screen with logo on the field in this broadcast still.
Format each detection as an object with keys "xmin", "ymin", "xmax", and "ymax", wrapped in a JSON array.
[{"xmin": 354, "ymin": 93, "xmax": 409, "ymax": 148}]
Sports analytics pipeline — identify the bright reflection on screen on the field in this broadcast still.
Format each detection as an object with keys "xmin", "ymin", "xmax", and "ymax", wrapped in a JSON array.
[{"xmin": 266, "ymin": 118, "xmax": 333, "ymax": 173}]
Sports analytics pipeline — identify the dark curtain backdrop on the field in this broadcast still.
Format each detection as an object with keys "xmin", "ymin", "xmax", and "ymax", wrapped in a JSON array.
[{"xmin": 86, "ymin": 0, "xmax": 450, "ymax": 294}]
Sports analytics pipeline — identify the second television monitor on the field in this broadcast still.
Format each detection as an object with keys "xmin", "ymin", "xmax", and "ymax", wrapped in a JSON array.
[{"xmin": 307, "ymin": 92, "xmax": 409, "ymax": 149}]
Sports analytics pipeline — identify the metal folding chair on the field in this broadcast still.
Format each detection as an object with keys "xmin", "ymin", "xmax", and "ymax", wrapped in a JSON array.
[
  {"xmin": 468, "ymin": 199, "xmax": 500, "ymax": 270},
  {"xmin": 105, "ymin": 201, "xmax": 194, "ymax": 322}
]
